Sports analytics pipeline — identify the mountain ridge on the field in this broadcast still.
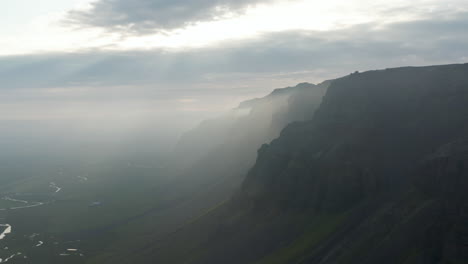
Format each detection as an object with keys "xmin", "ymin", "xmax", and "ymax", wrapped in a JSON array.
[{"xmin": 123, "ymin": 62, "xmax": 468, "ymax": 264}]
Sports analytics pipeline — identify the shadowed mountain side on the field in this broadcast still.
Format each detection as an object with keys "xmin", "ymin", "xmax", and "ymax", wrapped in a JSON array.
[
  {"xmin": 118, "ymin": 63, "xmax": 468, "ymax": 264},
  {"xmin": 242, "ymin": 64, "xmax": 468, "ymax": 211}
]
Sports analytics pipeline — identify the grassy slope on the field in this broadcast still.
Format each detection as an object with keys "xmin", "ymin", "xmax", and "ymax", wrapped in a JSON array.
[{"xmin": 255, "ymin": 212, "xmax": 348, "ymax": 264}]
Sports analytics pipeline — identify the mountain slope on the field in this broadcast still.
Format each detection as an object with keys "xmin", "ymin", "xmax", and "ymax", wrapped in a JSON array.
[{"xmin": 125, "ymin": 63, "xmax": 468, "ymax": 264}]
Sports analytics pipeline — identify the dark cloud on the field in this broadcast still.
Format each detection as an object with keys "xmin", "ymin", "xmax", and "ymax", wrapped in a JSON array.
[{"xmin": 67, "ymin": 0, "xmax": 275, "ymax": 34}]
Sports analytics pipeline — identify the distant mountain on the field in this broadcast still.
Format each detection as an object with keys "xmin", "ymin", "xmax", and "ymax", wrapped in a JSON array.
[
  {"xmin": 173, "ymin": 81, "xmax": 329, "ymax": 172},
  {"xmin": 128, "ymin": 63, "xmax": 468, "ymax": 264}
]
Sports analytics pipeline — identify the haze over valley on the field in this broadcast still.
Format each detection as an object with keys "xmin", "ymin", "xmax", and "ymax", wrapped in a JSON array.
[{"xmin": 1, "ymin": 1, "xmax": 468, "ymax": 263}]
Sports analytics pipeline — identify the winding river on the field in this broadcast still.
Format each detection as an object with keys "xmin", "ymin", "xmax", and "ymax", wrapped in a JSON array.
[
  {"xmin": 0, "ymin": 197, "xmax": 45, "ymax": 211},
  {"xmin": 0, "ymin": 179, "xmax": 85, "ymax": 262},
  {"xmin": 0, "ymin": 181, "xmax": 62, "ymax": 262}
]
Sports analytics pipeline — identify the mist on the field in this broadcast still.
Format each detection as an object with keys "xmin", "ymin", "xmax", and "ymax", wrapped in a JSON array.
[{"xmin": 1, "ymin": 0, "xmax": 467, "ymax": 263}]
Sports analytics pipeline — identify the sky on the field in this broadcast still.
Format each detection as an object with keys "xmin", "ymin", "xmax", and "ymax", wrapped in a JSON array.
[{"xmin": 1, "ymin": 0, "xmax": 468, "ymax": 146}]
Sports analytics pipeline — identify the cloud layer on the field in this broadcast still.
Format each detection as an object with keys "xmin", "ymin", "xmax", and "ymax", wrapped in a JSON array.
[
  {"xmin": 1, "ymin": 12, "xmax": 467, "ymax": 124},
  {"xmin": 2, "ymin": 10, "xmax": 468, "ymax": 148},
  {"xmin": 4, "ymin": 13, "xmax": 468, "ymax": 89}
]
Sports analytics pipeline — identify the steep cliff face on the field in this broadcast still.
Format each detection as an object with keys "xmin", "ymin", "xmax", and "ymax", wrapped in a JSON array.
[
  {"xmin": 242, "ymin": 64, "xmax": 468, "ymax": 212},
  {"xmin": 415, "ymin": 139, "xmax": 468, "ymax": 264},
  {"xmin": 115, "ymin": 64, "xmax": 468, "ymax": 264},
  {"xmin": 296, "ymin": 139, "xmax": 468, "ymax": 264},
  {"xmin": 235, "ymin": 64, "xmax": 468, "ymax": 264}
]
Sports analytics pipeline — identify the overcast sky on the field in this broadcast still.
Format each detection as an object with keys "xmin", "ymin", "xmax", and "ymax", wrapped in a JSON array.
[{"xmin": 1, "ymin": 0, "xmax": 468, "ymax": 139}]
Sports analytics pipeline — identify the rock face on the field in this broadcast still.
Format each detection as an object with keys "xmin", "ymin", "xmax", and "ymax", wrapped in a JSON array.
[
  {"xmin": 115, "ymin": 64, "xmax": 468, "ymax": 264},
  {"xmin": 415, "ymin": 139, "xmax": 468, "ymax": 264},
  {"xmin": 242, "ymin": 64, "xmax": 468, "ymax": 213},
  {"xmin": 229, "ymin": 64, "xmax": 468, "ymax": 264},
  {"xmin": 301, "ymin": 139, "xmax": 468, "ymax": 264}
]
